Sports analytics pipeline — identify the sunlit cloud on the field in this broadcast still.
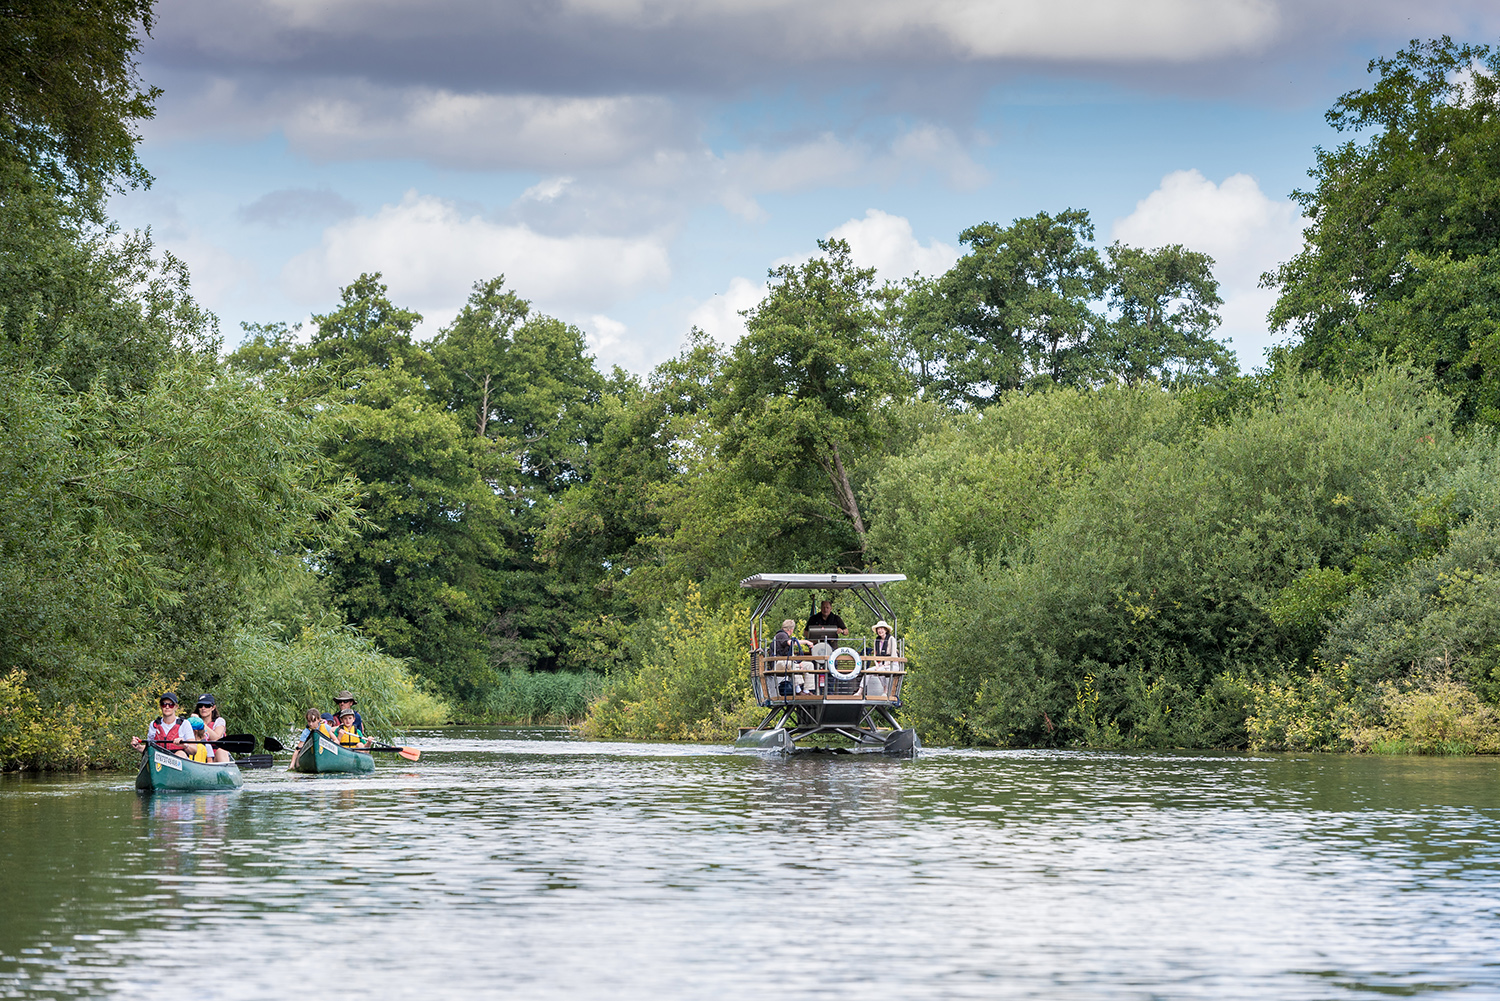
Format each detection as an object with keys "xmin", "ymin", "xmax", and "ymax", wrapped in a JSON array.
[{"xmin": 1112, "ymin": 169, "xmax": 1307, "ymax": 367}]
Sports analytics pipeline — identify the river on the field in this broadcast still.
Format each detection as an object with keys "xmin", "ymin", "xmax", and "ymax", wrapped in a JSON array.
[{"xmin": 2, "ymin": 729, "xmax": 1498, "ymax": 999}]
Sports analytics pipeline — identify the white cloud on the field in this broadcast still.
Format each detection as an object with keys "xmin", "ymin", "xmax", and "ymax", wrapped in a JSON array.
[
  {"xmin": 283, "ymin": 191, "xmax": 673, "ymax": 327},
  {"xmin": 827, "ymin": 209, "xmax": 959, "ymax": 280},
  {"xmin": 685, "ymin": 276, "xmax": 767, "ymax": 345},
  {"xmin": 1112, "ymin": 169, "xmax": 1306, "ymax": 367}
]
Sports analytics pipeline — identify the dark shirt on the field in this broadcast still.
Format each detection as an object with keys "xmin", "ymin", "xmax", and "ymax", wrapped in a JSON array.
[
  {"xmin": 771, "ymin": 629, "xmax": 795, "ymax": 657},
  {"xmin": 805, "ymin": 612, "xmax": 845, "ymax": 636}
]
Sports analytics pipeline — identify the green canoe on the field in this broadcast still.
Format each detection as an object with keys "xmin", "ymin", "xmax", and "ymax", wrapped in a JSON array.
[
  {"xmin": 135, "ymin": 743, "xmax": 245, "ymax": 792},
  {"xmin": 290, "ymin": 730, "xmax": 375, "ymax": 775}
]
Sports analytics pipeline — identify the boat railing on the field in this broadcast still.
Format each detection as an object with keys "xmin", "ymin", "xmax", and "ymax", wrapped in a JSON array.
[{"xmin": 749, "ymin": 636, "xmax": 907, "ymax": 705}]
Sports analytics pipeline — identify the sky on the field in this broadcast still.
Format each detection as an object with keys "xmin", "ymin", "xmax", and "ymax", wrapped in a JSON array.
[{"xmin": 112, "ymin": 0, "xmax": 1500, "ymax": 375}]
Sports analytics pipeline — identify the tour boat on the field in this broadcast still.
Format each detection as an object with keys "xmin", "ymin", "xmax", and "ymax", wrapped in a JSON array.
[
  {"xmin": 135, "ymin": 742, "xmax": 245, "ymax": 792},
  {"xmin": 290, "ymin": 729, "xmax": 376, "ymax": 774},
  {"xmin": 734, "ymin": 573, "xmax": 921, "ymax": 757}
]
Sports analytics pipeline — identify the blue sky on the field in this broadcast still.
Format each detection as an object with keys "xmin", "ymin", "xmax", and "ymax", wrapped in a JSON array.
[{"xmin": 112, "ymin": 0, "xmax": 1500, "ymax": 374}]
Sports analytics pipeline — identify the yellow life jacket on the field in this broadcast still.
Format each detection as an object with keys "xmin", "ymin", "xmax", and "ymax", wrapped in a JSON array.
[{"xmin": 336, "ymin": 725, "xmax": 364, "ymax": 747}]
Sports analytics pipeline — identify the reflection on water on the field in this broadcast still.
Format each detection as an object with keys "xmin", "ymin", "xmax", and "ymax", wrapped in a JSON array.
[{"xmin": 3, "ymin": 732, "xmax": 1500, "ymax": 999}]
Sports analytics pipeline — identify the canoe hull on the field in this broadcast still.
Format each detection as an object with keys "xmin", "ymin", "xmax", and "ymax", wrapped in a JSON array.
[
  {"xmin": 291, "ymin": 731, "xmax": 375, "ymax": 774},
  {"xmin": 135, "ymin": 744, "xmax": 245, "ymax": 792}
]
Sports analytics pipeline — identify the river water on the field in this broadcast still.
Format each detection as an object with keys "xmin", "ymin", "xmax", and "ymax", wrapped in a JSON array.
[{"xmin": 2, "ymin": 729, "xmax": 1498, "ymax": 999}]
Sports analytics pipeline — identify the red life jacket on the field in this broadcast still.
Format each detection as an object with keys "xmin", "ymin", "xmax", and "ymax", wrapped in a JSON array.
[{"xmin": 149, "ymin": 717, "xmax": 189, "ymax": 752}]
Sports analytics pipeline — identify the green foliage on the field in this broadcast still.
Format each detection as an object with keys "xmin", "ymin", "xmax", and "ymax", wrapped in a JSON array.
[
  {"xmin": 1244, "ymin": 661, "xmax": 1361, "ymax": 752},
  {"xmin": 0, "ymin": 360, "xmax": 358, "ymax": 705},
  {"xmin": 1096, "ymin": 242, "xmax": 1234, "ymax": 387},
  {"xmin": 0, "ymin": 0, "xmax": 159, "ymax": 200},
  {"xmin": 905, "ymin": 367, "xmax": 1465, "ymax": 747},
  {"xmin": 1266, "ymin": 37, "xmax": 1500, "ymax": 425},
  {"xmin": 1345, "ymin": 678, "xmax": 1500, "ymax": 754},
  {"xmin": 475, "ymin": 670, "xmax": 606, "ymax": 724},
  {"xmin": 579, "ymin": 589, "xmax": 759, "ymax": 742},
  {"xmin": 218, "ymin": 625, "xmax": 450, "ymax": 741},
  {"xmin": 917, "ymin": 211, "xmax": 1233, "ymax": 403},
  {"xmin": 864, "ymin": 383, "xmax": 1195, "ymax": 578},
  {"xmin": 1, "ymin": 668, "xmax": 165, "ymax": 771}
]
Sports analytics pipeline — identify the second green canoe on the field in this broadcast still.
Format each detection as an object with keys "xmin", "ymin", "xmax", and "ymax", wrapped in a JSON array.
[{"xmin": 291, "ymin": 730, "xmax": 375, "ymax": 775}]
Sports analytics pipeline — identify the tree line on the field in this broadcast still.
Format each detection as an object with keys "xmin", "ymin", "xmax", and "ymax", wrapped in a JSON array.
[{"xmin": 5, "ymin": 9, "xmax": 1500, "ymax": 758}]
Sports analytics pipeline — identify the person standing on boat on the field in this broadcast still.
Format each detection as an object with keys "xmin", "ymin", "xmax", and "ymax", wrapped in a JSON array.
[
  {"xmin": 805, "ymin": 600, "xmax": 847, "ymax": 639},
  {"xmin": 322, "ymin": 690, "xmax": 364, "ymax": 732},
  {"xmin": 289, "ymin": 708, "xmax": 336, "ymax": 770},
  {"xmin": 131, "ymin": 693, "xmax": 193, "ymax": 758},
  {"xmin": 194, "ymin": 694, "xmax": 230, "ymax": 763}
]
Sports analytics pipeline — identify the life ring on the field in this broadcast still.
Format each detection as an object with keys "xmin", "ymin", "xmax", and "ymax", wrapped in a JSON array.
[{"xmin": 827, "ymin": 647, "xmax": 862, "ymax": 681}]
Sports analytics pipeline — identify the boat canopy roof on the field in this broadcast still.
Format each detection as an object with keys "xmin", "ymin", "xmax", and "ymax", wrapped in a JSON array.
[{"xmin": 740, "ymin": 573, "xmax": 906, "ymax": 590}]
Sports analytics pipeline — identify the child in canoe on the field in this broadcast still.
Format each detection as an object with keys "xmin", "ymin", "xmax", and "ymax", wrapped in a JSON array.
[
  {"xmin": 334, "ymin": 709, "xmax": 370, "ymax": 749},
  {"xmin": 288, "ymin": 708, "xmax": 336, "ymax": 770}
]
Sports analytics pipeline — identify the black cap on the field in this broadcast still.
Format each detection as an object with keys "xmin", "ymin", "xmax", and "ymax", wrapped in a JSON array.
[
  {"xmin": 195, "ymin": 693, "xmax": 216, "ymax": 707},
  {"xmin": 159, "ymin": 692, "xmax": 179, "ymax": 706}
]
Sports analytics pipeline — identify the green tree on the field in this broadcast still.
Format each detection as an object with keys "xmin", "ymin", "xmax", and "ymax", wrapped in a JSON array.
[
  {"xmin": 718, "ymin": 238, "xmax": 907, "ymax": 553},
  {"xmin": 1, "ymin": 0, "xmax": 160, "ymax": 200},
  {"xmin": 1265, "ymin": 37, "xmax": 1500, "ymax": 421},
  {"xmin": 1097, "ymin": 242, "xmax": 1234, "ymax": 386},
  {"xmin": 936, "ymin": 209, "xmax": 1105, "ymax": 403}
]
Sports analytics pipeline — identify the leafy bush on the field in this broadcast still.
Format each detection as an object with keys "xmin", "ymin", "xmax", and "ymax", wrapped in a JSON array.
[
  {"xmin": 217, "ymin": 624, "xmax": 451, "ymax": 741},
  {"xmin": 1, "ymin": 669, "xmax": 165, "ymax": 771},
  {"xmin": 904, "ymin": 368, "xmax": 1466, "ymax": 746},
  {"xmin": 1244, "ymin": 661, "xmax": 1362, "ymax": 752},
  {"xmin": 1344, "ymin": 678, "xmax": 1500, "ymax": 754},
  {"xmin": 578, "ymin": 587, "xmax": 760, "ymax": 742}
]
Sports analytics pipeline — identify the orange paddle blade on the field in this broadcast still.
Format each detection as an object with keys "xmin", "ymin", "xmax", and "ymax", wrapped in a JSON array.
[{"xmin": 399, "ymin": 747, "xmax": 420, "ymax": 761}]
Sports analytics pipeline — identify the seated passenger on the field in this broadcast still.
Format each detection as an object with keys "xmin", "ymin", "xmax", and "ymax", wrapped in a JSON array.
[
  {"xmin": 194, "ymin": 693, "xmax": 231, "ymax": 763},
  {"xmin": 289, "ymin": 708, "xmax": 335, "ymax": 770},
  {"xmin": 186, "ymin": 715, "xmax": 211, "ymax": 762},
  {"xmin": 334, "ymin": 710, "xmax": 369, "ymax": 749},
  {"xmin": 866, "ymin": 621, "xmax": 895, "ymax": 698},
  {"xmin": 131, "ymin": 692, "xmax": 193, "ymax": 758}
]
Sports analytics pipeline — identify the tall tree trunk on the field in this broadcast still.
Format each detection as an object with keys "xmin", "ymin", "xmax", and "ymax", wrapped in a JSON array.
[
  {"xmin": 476, "ymin": 372, "xmax": 492, "ymax": 439},
  {"xmin": 823, "ymin": 439, "xmax": 866, "ymax": 553}
]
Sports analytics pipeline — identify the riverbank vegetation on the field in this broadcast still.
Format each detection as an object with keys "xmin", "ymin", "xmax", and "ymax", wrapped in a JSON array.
[{"xmin": 6, "ymin": 14, "xmax": 1500, "ymax": 764}]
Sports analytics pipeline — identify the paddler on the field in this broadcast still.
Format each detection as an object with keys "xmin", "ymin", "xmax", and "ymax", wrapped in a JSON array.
[
  {"xmin": 333, "ymin": 709, "xmax": 370, "ymax": 749},
  {"xmin": 131, "ymin": 693, "xmax": 193, "ymax": 758},
  {"xmin": 322, "ymin": 690, "xmax": 364, "ymax": 732},
  {"xmin": 288, "ymin": 707, "xmax": 336, "ymax": 771}
]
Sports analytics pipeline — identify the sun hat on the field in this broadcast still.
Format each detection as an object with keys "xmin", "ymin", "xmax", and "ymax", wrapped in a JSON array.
[
  {"xmin": 874, "ymin": 620, "xmax": 891, "ymax": 631},
  {"xmin": 188, "ymin": 716, "xmax": 205, "ymax": 731},
  {"xmin": 334, "ymin": 690, "xmax": 357, "ymax": 703}
]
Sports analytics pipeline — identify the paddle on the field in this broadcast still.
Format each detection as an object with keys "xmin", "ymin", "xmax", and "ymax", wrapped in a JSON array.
[
  {"xmin": 263, "ymin": 736, "xmax": 285, "ymax": 753},
  {"xmin": 233, "ymin": 754, "xmax": 275, "ymax": 769},
  {"xmin": 141, "ymin": 735, "xmax": 256, "ymax": 755},
  {"xmin": 177, "ymin": 734, "xmax": 257, "ymax": 754},
  {"xmin": 364, "ymin": 741, "xmax": 421, "ymax": 761}
]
